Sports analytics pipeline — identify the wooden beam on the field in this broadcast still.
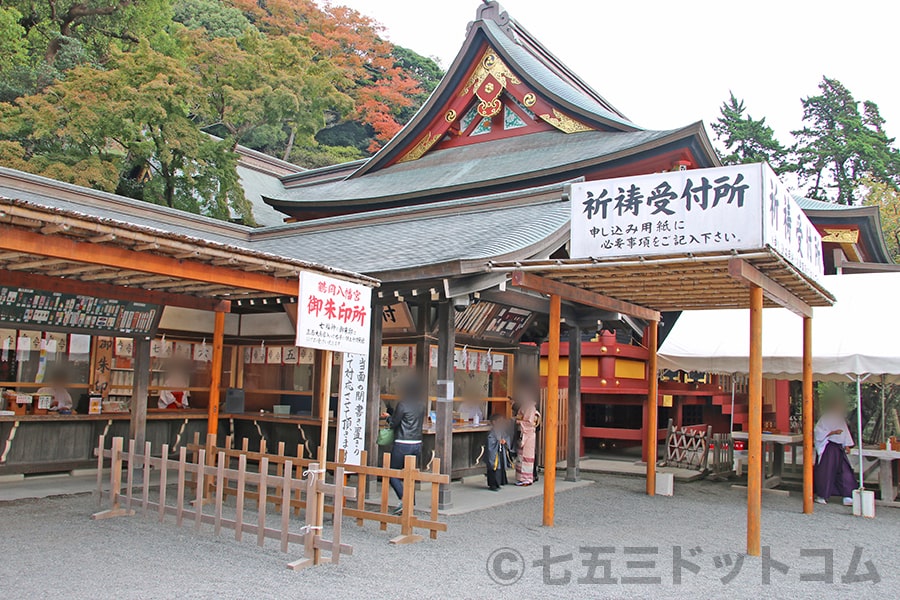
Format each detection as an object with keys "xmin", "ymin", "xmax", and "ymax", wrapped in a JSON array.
[
  {"xmin": 0, "ymin": 226, "xmax": 297, "ymax": 296},
  {"xmin": 313, "ymin": 348, "xmax": 333, "ymax": 565},
  {"xmin": 645, "ymin": 320, "xmax": 659, "ymax": 496},
  {"xmin": 802, "ymin": 316, "xmax": 814, "ymax": 514},
  {"xmin": 565, "ymin": 324, "xmax": 581, "ymax": 482},
  {"xmin": 435, "ymin": 301, "xmax": 455, "ymax": 509},
  {"xmin": 510, "ymin": 271, "xmax": 660, "ymax": 321},
  {"xmin": 0, "ymin": 269, "xmax": 230, "ymax": 312},
  {"xmin": 728, "ymin": 258, "xmax": 813, "ymax": 318},
  {"xmin": 543, "ymin": 294, "xmax": 561, "ymax": 527},
  {"xmin": 207, "ymin": 311, "xmax": 226, "ymax": 435},
  {"xmin": 130, "ymin": 338, "xmax": 151, "ymax": 447},
  {"xmin": 747, "ymin": 286, "xmax": 763, "ymax": 556}
]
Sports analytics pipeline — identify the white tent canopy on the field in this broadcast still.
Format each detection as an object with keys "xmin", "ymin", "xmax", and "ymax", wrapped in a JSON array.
[{"xmin": 659, "ymin": 273, "xmax": 900, "ymax": 381}]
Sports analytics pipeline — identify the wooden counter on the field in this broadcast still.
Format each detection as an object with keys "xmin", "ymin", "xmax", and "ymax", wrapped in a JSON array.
[
  {"xmin": 1, "ymin": 410, "xmax": 493, "ymax": 479},
  {"xmin": 0, "ymin": 410, "xmax": 209, "ymax": 475}
]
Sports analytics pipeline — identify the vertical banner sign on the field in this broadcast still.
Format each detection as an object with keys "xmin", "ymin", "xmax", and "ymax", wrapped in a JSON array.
[
  {"xmin": 297, "ymin": 271, "xmax": 372, "ymax": 355},
  {"xmin": 298, "ymin": 271, "xmax": 373, "ymax": 465},
  {"xmin": 337, "ymin": 352, "xmax": 369, "ymax": 465},
  {"xmin": 569, "ymin": 163, "xmax": 823, "ymax": 282}
]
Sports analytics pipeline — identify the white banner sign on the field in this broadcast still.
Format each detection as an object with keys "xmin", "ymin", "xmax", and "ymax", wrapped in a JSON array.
[
  {"xmin": 570, "ymin": 163, "xmax": 823, "ymax": 282},
  {"xmin": 336, "ymin": 352, "xmax": 369, "ymax": 465},
  {"xmin": 296, "ymin": 272, "xmax": 372, "ymax": 355}
]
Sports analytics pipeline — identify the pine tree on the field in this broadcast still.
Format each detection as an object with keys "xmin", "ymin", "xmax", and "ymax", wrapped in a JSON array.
[
  {"xmin": 712, "ymin": 92, "xmax": 786, "ymax": 172},
  {"xmin": 792, "ymin": 77, "xmax": 900, "ymax": 204}
]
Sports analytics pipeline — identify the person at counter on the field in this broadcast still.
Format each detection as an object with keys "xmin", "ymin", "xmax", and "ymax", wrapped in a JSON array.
[
  {"xmin": 459, "ymin": 396, "xmax": 484, "ymax": 425},
  {"xmin": 38, "ymin": 367, "xmax": 73, "ymax": 413},
  {"xmin": 514, "ymin": 374, "xmax": 540, "ymax": 487},
  {"xmin": 383, "ymin": 377, "xmax": 425, "ymax": 515},
  {"xmin": 484, "ymin": 414, "xmax": 511, "ymax": 491},
  {"xmin": 814, "ymin": 394, "xmax": 856, "ymax": 506},
  {"xmin": 158, "ymin": 361, "xmax": 191, "ymax": 409}
]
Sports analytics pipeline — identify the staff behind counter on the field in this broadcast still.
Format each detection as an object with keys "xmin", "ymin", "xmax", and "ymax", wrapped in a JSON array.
[
  {"xmin": 36, "ymin": 367, "xmax": 73, "ymax": 413},
  {"xmin": 158, "ymin": 360, "xmax": 191, "ymax": 409}
]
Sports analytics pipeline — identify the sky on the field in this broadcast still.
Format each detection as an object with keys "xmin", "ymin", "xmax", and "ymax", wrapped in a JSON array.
[{"xmin": 332, "ymin": 0, "xmax": 900, "ymax": 147}]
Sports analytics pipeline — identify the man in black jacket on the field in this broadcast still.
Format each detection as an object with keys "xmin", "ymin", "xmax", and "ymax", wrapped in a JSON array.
[{"xmin": 385, "ymin": 376, "xmax": 426, "ymax": 515}]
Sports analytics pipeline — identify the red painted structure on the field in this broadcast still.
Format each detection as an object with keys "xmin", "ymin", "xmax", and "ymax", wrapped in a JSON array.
[{"xmin": 541, "ymin": 330, "xmax": 791, "ymax": 459}]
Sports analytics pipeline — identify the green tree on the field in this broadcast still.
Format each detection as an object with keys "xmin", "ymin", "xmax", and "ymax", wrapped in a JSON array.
[
  {"xmin": 172, "ymin": 0, "xmax": 256, "ymax": 38},
  {"xmin": 7, "ymin": 0, "xmax": 171, "ymax": 65},
  {"xmin": 0, "ymin": 7, "xmax": 27, "ymax": 71},
  {"xmin": 712, "ymin": 92, "xmax": 786, "ymax": 171},
  {"xmin": 192, "ymin": 30, "xmax": 351, "ymax": 156},
  {"xmin": 863, "ymin": 178, "xmax": 900, "ymax": 261},
  {"xmin": 792, "ymin": 77, "xmax": 900, "ymax": 204},
  {"xmin": 1, "ymin": 40, "xmax": 253, "ymax": 222}
]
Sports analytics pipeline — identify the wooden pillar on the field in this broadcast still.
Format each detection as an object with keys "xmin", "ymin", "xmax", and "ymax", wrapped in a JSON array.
[
  {"xmin": 645, "ymin": 320, "xmax": 659, "ymax": 496},
  {"xmin": 543, "ymin": 294, "xmax": 561, "ymax": 526},
  {"xmin": 130, "ymin": 337, "xmax": 151, "ymax": 447},
  {"xmin": 802, "ymin": 316, "xmax": 814, "ymax": 514},
  {"xmin": 415, "ymin": 299, "xmax": 431, "ymax": 398},
  {"xmin": 435, "ymin": 301, "xmax": 455, "ymax": 509},
  {"xmin": 312, "ymin": 348, "xmax": 333, "ymax": 564},
  {"xmin": 747, "ymin": 286, "xmax": 764, "ymax": 556},
  {"xmin": 206, "ymin": 310, "xmax": 225, "ymax": 437},
  {"xmin": 314, "ymin": 349, "xmax": 334, "ymax": 463},
  {"xmin": 565, "ymin": 324, "xmax": 582, "ymax": 482},
  {"xmin": 364, "ymin": 302, "xmax": 384, "ymax": 497}
]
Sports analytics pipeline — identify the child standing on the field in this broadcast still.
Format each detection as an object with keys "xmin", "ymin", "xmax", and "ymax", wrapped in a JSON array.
[{"xmin": 485, "ymin": 414, "xmax": 511, "ymax": 491}]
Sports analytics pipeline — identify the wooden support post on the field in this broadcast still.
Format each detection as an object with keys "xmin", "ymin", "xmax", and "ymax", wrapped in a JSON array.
[
  {"xmin": 646, "ymin": 320, "xmax": 659, "ymax": 496},
  {"xmin": 435, "ymin": 301, "xmax": 455, "ymax": 509},
  {"xmin": 802, "ymin": 316, "xmax": 814, "ymax": 514},
  {"xmin": 566, "ymin": 325, "xmax": 582, "ymax": 482},
  {"xmin": 313, "ymin": 349, "xmax": 333, "ymax": 564},
  {"xmin": 365, "ymin": 303, "xmax": 383, "ymax": 499},
  {"xmin": 207, "ymin": 310, "xmax": 225, "ymax": 436},
  {"xmin": 130, "ymin": 337, "xmax": 151, "ymax": 448},
  {"xmin": 543, "ymin": 294, "xmax": 561, "ymax": 527},
  {"xmin": 747, "ymin": 286, "xmax": 764, "ymax": 556}
]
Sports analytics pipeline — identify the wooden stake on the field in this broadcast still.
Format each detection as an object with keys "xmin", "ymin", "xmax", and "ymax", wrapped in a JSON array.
[
  {"xmin": 215, "ymin": 451, "xmax": 225, "ymax": 535},
  {"xmin": 747, "ymin": 286, "xmax": 763, "ymax": 556},
  {"xmin": 258, "ymin": 457, "xmax": 269, "ymax": 547},
  {"xmin": 646, "ymin": 320, "xmax": 659, "ymax": 496},
  {"xmin": 158, "ymin": 444, "xmax": 169, "ymax": 523},
  {"xmin": 313, "ymin": 349, "xmax": 333, "ymax": 564},
  {"xmin": 142, "ymin": 441, "xmax": 151, "ymax": 515},
  {"xmin": 802, "ymin": 316, "xmax": 814, "ymax": 514},
  {"xmin": 543, "ymin": 294, "xmax": 561, "ymax": 527},
  {"xmin": 281, "ymin": 460, "xmax": 293, "ymax": 553},
  {"xmin": 235, "ymin": 454, "xmax": 247, "ymax": 542}
]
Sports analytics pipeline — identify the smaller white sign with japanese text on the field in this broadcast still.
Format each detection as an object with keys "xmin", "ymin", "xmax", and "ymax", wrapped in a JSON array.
[
  {"xmin": 296, "ymin": 272, "xmax": 372, "ymax": 355},
  {"xmin": 336, "ymin": 352, "xmax": 369, "ymax": 465}
]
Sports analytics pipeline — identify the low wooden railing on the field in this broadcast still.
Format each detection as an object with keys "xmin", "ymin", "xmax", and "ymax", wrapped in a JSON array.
[
  {"xmin": 187, "ymin": 433, "xmax": 449, "ymax": 544},
  {"xmin": 93, "ymin": 435, "xmax": 353, "ymax": 569}
]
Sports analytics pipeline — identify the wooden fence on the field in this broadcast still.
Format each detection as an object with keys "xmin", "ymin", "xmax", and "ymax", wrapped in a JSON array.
[
  {"xmin": 186, "ymin": 433, "xmax": 449, "ymax": 544},
  {"xmin": 664, "ymin": 419, "xmax": 713, "ymax": 471},
  {"xmin": 93, "ymin": 435, "xmax": 353, "ymax": 570}
]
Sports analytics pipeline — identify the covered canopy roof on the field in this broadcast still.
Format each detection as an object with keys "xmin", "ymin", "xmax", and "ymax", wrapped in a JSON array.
[
  {"xmin": 490, "ymin": 250, "xmax": 835, "ymax": 313},
  {"xmin": 0, "ymin": 168, "xmax": 375, "ymax": 311},
  {"xmin": 658, "ymin": 273, "xmax": 900, "ymax": 380},
  {"xmin": 0, "ymin": 166, "xmax": 562, "ymax": 285}
]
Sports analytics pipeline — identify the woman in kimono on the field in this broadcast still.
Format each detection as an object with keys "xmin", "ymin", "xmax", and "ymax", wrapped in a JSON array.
[
  {"xmin": 514, "ymin": 374, "xmax": 540, "ymax": 486},
  {"xmin": 484, "ymin": 414, "xmax": 511, "ymax": 490},
  {"xmin": 814, "ymin": 394, "xmax": 857, "ymax": 506}
]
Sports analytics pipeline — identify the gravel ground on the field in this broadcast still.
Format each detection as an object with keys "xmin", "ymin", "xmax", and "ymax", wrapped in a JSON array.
[{"xmin": 0, "ymin": 474, "xmax": 896, "ymax": 599}]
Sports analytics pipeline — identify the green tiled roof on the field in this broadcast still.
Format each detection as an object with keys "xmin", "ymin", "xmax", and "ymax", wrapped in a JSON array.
[
  {"xmin": 793, "ymin": 195, "xmax": 856, "ymax": 211},
  {"xmin": 266, "ymin": 127, "xmax": 684, "ymax": 207}
]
